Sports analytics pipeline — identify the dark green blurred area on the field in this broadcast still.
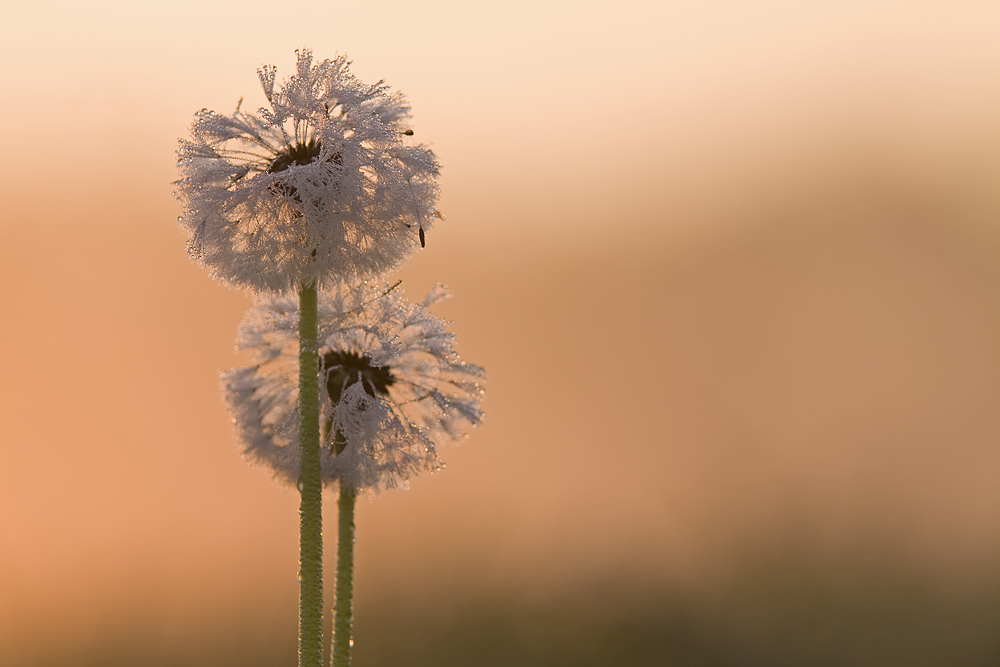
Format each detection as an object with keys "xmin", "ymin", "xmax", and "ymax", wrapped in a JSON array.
[
  {"xmin": 355, "ymin": 561, "xmax": 1000, "ymax": 667},
  {"xmin": 14, "ymin": 543, "xmax": 1000, "ymax": 667}
]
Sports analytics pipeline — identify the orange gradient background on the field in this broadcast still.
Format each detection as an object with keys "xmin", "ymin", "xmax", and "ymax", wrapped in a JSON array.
[{"xmin": 3, "ymin": 2, "xmax": 1000, "ymax": 664}]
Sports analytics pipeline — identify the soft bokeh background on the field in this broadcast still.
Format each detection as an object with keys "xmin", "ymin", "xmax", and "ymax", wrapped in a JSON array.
[{"xmin": 3, "ymin": 1, "xmax": 1000, "ymax": 664}]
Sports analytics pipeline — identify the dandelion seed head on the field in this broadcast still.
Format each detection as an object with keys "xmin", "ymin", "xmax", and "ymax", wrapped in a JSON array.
[
  {"xmin": 221, "ymin": 282, "xmax": 485, "ymax": 494},
  {"xmin": 176, "ymin": 49, "xmax": 439, "ymax": 293}
]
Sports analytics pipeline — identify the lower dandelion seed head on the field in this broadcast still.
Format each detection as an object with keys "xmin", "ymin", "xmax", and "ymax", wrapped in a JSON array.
[{"xmin": 221, "ymin": 282, "xmax": 485, "ymax": 494}]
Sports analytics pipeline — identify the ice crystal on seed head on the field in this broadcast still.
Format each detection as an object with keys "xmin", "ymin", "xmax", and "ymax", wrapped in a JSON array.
[
  {"xmin": 221, "ymin": 282, "xmax": 485, "ymax": 493},
  {"xmin": 175, "ymin": 49, "xmax": 440, "ymax": 293}
]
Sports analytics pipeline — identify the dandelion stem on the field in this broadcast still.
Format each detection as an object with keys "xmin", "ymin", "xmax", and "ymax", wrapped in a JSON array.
[
  {"xmin": 298, "ymin": 282, "xmax": 323, "ymax": 667},
  {"xmin": 332, "ymin": 484, "xmax": 356, "ymax": 667}
]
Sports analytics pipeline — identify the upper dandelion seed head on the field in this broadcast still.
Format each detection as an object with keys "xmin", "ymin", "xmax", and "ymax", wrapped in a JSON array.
[{"xmin": 175, "ymin": 49, "xmax": 440, "ymax": 293}]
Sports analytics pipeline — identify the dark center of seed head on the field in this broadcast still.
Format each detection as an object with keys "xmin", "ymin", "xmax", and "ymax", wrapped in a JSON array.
[
  {"xmin": 267, "ymin": 138, "xmax": 324, "ymax": 174},
  {"xmin": 321, "ymin": 350, "xmax": 396, "ymax": 405}
]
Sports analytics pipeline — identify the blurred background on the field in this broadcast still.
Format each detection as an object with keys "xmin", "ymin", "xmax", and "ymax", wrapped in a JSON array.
[{"xmin": 3, "ymin": 1, "xmax": 1000, "ymax": 664}]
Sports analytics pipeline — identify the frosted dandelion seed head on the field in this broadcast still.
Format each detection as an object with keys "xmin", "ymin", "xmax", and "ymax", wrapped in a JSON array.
[
  {"xmin": 176, "ymin": 49, "xmax": 440, "ymax": 293},
  {"xmin": 222, "ymin": 282, "xmax": 485, "ymax": 494}
]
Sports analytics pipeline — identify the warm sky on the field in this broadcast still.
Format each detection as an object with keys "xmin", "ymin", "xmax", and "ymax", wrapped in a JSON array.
[{"xmin": 3, "ymin": 1, "xmax": 1000, "ymax": 662}]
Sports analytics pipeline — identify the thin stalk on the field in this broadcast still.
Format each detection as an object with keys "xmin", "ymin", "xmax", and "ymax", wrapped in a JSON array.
[
  {"xmin": 298, "ymin": 282, "xmax": 323, "ymax": 667},
  {"xmin": 332, "ymin": 484, "xmax": 356, "ymax": 667}
]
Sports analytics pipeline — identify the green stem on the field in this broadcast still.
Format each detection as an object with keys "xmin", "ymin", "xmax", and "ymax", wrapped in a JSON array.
[
  {"xmin": 298, "ymin": 282, "xmax": 323, "ymax": 667},
  {"xmin": 332, "ymin": 484, "xmax": 356, "ymax": 667}
]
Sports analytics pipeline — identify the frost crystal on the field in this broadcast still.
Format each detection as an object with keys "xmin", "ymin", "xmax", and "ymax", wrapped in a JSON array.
[
  {"xmin": 176, "ymin": 49, "xmax": 440, "ymax": 293},
  {"xmin": 222, "ymin": 282, "xmax": 485, "ymax": 493}
]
